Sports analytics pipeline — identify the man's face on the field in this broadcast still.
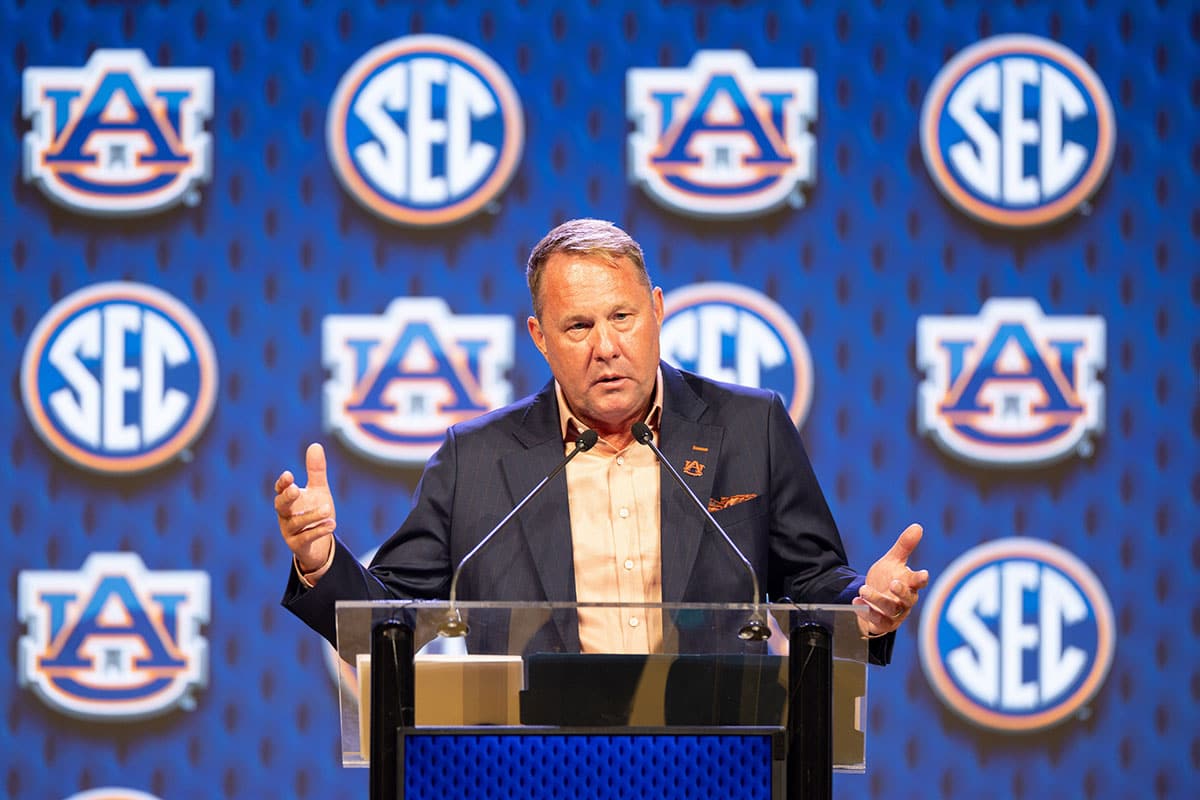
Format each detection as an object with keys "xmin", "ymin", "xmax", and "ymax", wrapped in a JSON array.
[{"xmin": 528, "ymin": 252, "xmax": 664, "ymax": 439}]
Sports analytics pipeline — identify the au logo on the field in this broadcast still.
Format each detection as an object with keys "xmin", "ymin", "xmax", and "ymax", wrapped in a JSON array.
[
  {"xmin": 661, "ymin": 283, "xmax": 813, "ymax": 427},
  {"xmin": 920, "ymin": 34, "xmax": 1115, "ymax": 227},
  {"xmin": 21, "ymin": 282, "xmax": 219, "ymax": 475},
  {"xmin": 327, "ymin": 35, "xmax": 524, "ymax": 226},
  {"xmin": 916, "ymin": 298, "xmax": 1104, "ymax": 467},
  {"xmin": 18, "ymin": 553, "xmax": 210, "ymax": 721},
  {"xmin": 22, "ymin": 49, "xmax": 213, "ymax": 216},
  {"xmin": 627, "ymin": 50, "xmax": 817, "ymax": 219},
  {"xmin": 324, "ymin": 297, "xmax": 513, "ymax": 465},
  {"xmin": 919, "ymin": 538, "xmax": 1115, "ymax": 732}
]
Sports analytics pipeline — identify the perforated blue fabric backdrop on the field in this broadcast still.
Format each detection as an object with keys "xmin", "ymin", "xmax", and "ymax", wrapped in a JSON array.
[{"xmin": 2, "ymin": 2, "xmax": 1197, "ymax": 799}]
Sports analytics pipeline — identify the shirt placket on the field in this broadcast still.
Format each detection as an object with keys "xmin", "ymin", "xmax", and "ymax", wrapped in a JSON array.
[{"xmin": 609, "ymin": 446, "xmax": 650, "ymax": 653}]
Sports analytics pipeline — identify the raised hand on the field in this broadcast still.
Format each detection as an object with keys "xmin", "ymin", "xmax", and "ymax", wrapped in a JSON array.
[
  {"xmin": 274, "ymin": 442, "xmax": 337, "ymax": 579},
  {"xmin": 853, "ymin": 523, "xmax": 930, "ymax": 636}
]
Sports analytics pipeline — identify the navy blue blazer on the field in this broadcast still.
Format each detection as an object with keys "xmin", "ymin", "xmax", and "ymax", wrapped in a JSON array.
[{"xmin": 283, "ymin": 363, "xmax": 892, "ymax": 662}]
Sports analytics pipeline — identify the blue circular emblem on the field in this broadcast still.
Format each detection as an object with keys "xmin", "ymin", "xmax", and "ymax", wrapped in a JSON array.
[
  {"xmin": 919, "ymin": 538, "xmax": 1115, "ymax": 732},
  {"xmin": 661, "ymin": 282, "xmax": 813, "ymax": 427},
  {"xmin": 327, "ymin": 35, "xmax": 524, "ymax": 227},
  {"xmin": 920, "ymin": 35, "xmax": 1115, "ymax": 227},
  {"xmin": 20, "ymin": 282, "xmax": 218, "ymax": 474}
]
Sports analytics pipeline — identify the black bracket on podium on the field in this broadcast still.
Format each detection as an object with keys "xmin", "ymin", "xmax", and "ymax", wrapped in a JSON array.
[
  {"xmin": 787, "ymin": 621, "xmax": 832, "ymax": 800},
  {"xmin": 369, "ymin": 620, "xmax": 414, "ymax": 800}
]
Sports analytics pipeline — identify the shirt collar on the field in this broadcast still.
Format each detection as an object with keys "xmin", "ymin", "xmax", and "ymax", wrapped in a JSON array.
[{"xmin": 556, "ymin": 366, "xmax": 664, "ymax": 445}]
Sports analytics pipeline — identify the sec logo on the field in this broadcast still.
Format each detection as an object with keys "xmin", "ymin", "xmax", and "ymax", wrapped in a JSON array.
[
  {"xmin": 919, "ymin": 538, "xmax": 1115, "ymax": 732},
  {"xmin": 920, "ymin": 34, "xmax": 1115, "ymax": 227},
  {"xmin": 20, "ymin": 282, "xmax": 218, "ymax": 474},
  {"xmin": 661, "ymin": 282, "xmax": 812, "ymax": 426},
  {"xmin": 327, "ymin": 35, "xmax": 524, "ymax": 226}
]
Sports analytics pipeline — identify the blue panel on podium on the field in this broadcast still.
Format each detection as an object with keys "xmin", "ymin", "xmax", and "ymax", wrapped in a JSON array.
[{"xmin": 401, "ymin": 730, "xmax": 779, "ymax": 800}]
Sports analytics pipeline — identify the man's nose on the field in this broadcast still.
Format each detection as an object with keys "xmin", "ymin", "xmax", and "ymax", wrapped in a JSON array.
[{"xmin": 591, "ymin": 323, "xmax": 619, "ymax": 359}]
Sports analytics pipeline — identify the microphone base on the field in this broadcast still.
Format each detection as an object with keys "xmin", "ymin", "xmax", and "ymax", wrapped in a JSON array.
[
  {"xmin": 436, "ymin": 612, "xmax": 469, "ymax": 638},
  {"xmin": 737, "ymin": 617, "xmax": 771, "ymax": 642}
]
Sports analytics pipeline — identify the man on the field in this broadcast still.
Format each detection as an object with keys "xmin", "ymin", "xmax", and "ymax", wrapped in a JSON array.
[{"xmin": 276, "ymin": 218, "xmax": 927, "ymax": 659}]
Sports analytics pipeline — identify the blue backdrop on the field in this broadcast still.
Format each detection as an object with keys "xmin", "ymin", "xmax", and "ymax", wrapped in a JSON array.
[{"xmin": 2, "ymin": 2, "xmax": 1196, "ymax": 799}]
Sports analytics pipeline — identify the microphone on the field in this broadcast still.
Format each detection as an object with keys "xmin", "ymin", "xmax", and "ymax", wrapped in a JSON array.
[
  {"xmin": 437, "ymin": 428, "xmax": 600, "ymax": 637},
  {"xmin": 631, "ymin": 421, "xmax": 770, "ymax": 642}
]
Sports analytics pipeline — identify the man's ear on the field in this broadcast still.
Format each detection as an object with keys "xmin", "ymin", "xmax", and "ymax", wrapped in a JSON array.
[
  {"xmin": 651, "ymin": 286, "xmax": 665, "ymax": 326},
  {"xmin": 527, "ymin": 315, "xmax": 548, "ymax": 358}
]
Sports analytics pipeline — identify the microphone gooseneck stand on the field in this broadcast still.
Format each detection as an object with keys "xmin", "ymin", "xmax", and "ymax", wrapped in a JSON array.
[
  {"xmin": 371, "ymin": 429, "xmax": 599, "ymax": 800},
  {"xmin": 436, "ymin": 428, "xmax": 599, "ymax": 638},
  {"xmin": 630, "ymin": 421, "xmax": 770, "ymax": 642}
]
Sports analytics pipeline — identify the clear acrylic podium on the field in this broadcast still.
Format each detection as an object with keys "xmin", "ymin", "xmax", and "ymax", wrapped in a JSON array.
[{"xmin": 334, "ymin": 601, "xmax": 870, "ymax": 800}]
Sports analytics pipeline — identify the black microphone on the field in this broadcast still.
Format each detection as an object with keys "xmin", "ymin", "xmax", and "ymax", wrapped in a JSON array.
[
  {"xmin": 437, "ymin": 428, "xmax": 600, "ymax": 637},
  {"xmin": 631, "ymin": 421, "xmax": 770, "ymax": 642}
]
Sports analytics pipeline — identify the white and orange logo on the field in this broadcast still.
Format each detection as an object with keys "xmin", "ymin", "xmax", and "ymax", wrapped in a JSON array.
[
  {"xmin": 919, "ymin": 538, "xmax": 1115, "ymax": 732},
  {"xmin": 21, "ymin": 282, "xmax": 218, "ymax": 474},
  {"xmin": 917, "ymin": 299, "xmax": 1104, "ymax": 467},
  {"xmin": 662, "ymin": 283, "xmax": 813, "ymax": 427},
  {"xmin": 327, "ymin": 35, "xmax": 524, "ymax": 226},
  {"xmin": 23, "ymin": 49, "xmax": 213, "ymax": 216},
  {"xmin": 323, "ymin": 297, "xmax": 513, "ymax": 465},
  {"xmin": 921, "ymin": 35, "xmax": 1115, "ymax": 227},
  {"xmin": 19, "ymin": 553, "xmax": 210, "ymax": 721},
  {"xmin": 627, "ymin": 51, "xmax": 817, "ymax": 219}
]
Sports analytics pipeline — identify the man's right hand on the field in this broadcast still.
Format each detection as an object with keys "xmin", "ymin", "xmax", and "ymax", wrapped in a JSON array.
[{"xmin": 274, "ymin": 442, "xmax": 337, "ymax": 582}]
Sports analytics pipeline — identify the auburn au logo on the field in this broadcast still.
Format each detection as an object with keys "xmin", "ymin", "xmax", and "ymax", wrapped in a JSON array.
[
  {"xmin": 22, "ymin": 49, "xmax": 213, "ymax": 216},
  {"xmin": 920, "ymin": 35, "xmax": 1115, "ymax": 227},
  {"xmin": 21, "ymin": 282, "xmax": 218, "ymax": 474},
  {"xmin": 327, "ymin": 35, "xmax": 524, "ymax": 226},
  {"xmin": 323, "ymin": 297, "xmax": 513, "ymax": 465},
  {"xmin": 916, "ymin": 298, "xmax": 1104, "ymax": 467},
  {"xmin": 18, "ymin": 553, "xmax": 210, "ymax": 721},
  {"xmin": 627, "ymin": 50, "xmax": 817, "ymax": 219}
]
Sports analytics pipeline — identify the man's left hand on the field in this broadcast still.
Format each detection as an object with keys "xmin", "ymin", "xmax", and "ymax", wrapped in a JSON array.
[{"xmin": 853, "ymin": 523, "xmax": 930, "ymax": 637}]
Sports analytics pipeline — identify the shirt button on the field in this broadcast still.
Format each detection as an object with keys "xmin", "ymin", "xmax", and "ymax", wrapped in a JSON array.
[
  {"xmin": 618, "ymin": 507, "xmax": 630, "ymax": 519},
  {"xmin": 628, "ymin": 616, "xmax": 640, "ymax": 628},
  {"xmin": 623, "ymin": 558, "xmax": 634, "ymax": 570},
  {"xmin": 616, "ymin": 456, "xmax": 624, "ymax": 466}
]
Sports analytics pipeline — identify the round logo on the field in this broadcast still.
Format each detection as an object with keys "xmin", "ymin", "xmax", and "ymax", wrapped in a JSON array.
[
  {"xmin": 918, "ymin": 538, "xmax": 1115, "ymax": 732},
  {"xmin": 327, "ymin": 35, "xmax": 524, "ymax": 226},
  {"xmin": 920, "ymin": 34, "xmax": 1115, "ymax": 227},
  {"xmin": 21, "ymin": 282, "xmax": 218, "ymax": 474},
  {"xmin": 64, "ymin": 789, "xmax": 163, "ymax": 800},
  {"xmin": 661, "ymin": 282, "xmax": 813, "ymax": 427}
]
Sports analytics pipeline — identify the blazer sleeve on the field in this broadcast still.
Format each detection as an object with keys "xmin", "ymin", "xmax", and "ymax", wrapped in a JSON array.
[
  {"xmin": 279, "ymin": 428, "xmax": 460, "ymax": 647},
  {"xmin": 763, "ymin": 391, "xmax": 855, "ymax": 603},
  {"xmin": 762, "ymin": 392, "xmax": 896, "ymax": 664}
]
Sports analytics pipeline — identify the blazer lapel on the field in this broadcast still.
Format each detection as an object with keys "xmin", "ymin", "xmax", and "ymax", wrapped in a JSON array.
[
  {"xmin": 657, "ymin": 365, "xmax": 723, "ymax": 602},
  {"xmin": 501, "ymin": 382, "xmax": 577, "ymax": 605}
]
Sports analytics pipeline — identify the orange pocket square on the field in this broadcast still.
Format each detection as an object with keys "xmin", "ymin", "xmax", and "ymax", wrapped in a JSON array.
[{"xmin": 707, "ymin": 493, "xmax": 758, "ymax": 512}]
